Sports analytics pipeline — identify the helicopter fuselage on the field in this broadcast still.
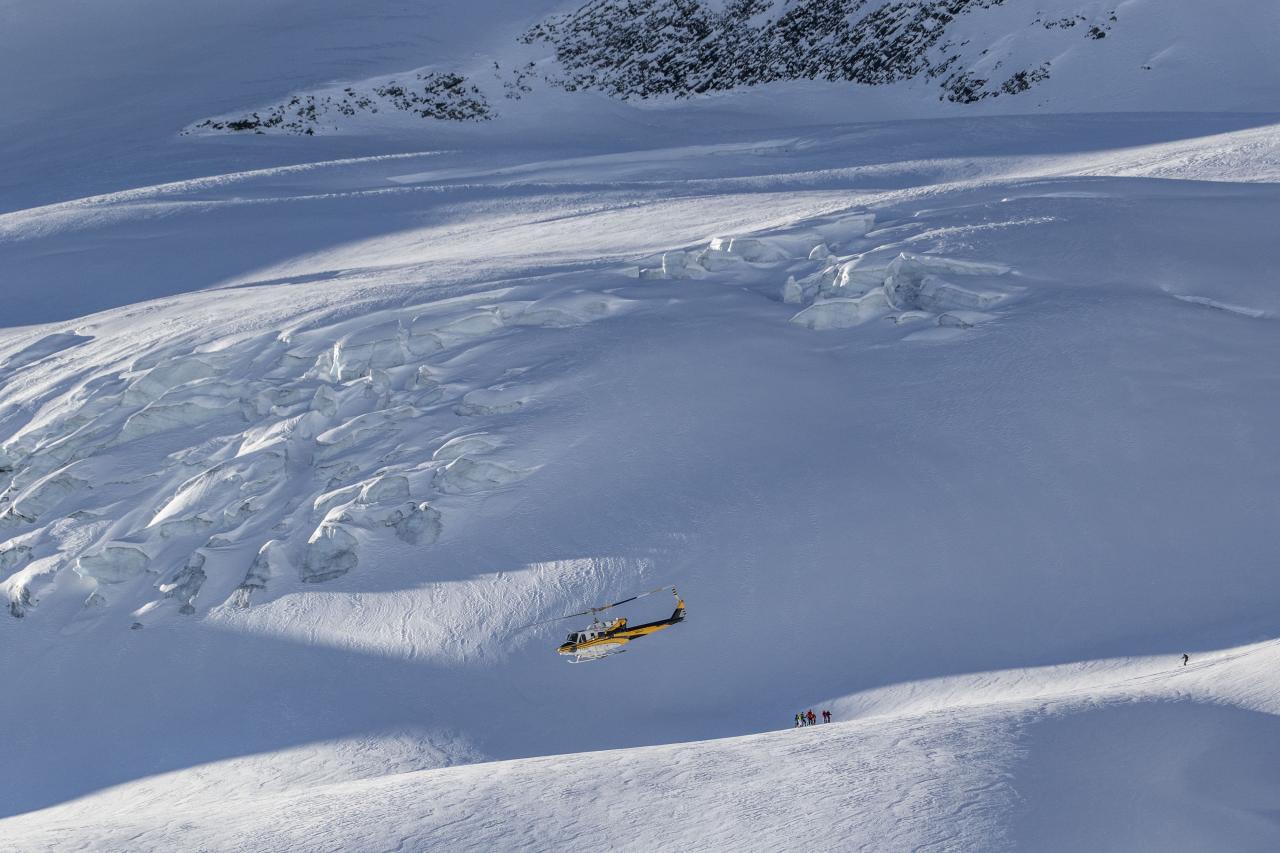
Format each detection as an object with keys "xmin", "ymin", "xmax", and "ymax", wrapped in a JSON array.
[{"xmin": 557, "ymin": 598, "xmax": 686, "ymax": 658}]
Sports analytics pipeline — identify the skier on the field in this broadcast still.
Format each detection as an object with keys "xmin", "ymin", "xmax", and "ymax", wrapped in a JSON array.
[
  {"xmin": 1182, "ymin": 653, "xmax": 1189, "ymax": 666},
  {"xmin": 807, "ymin": 709, "xmax": 816, "ymax": 726},
  {"xmin": 823, "ymin": 710, "xmax": 831, "ymax": 723},
  {"xmin": 794, "ymin": 713, "xmax": 802, "ymax": 727}
]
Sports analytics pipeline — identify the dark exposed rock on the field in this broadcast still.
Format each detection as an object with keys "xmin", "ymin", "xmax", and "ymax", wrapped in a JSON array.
[
  {"xmin": 190, "ymin": 72, "xmax": 491, "ymax": 136},
  {"xmin": 8, "ymin": 585, "xmax": 32, "ymax": 618},
  {"xmin": 160, "ymin": 552, "xmax": 207, "ymax": 615},
  {"xmin": 523, "ymin": 0, "xmax": 1067, "ymax": 102}
]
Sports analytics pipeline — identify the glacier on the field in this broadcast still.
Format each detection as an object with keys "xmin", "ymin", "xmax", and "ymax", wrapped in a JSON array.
[{"xmin": 3, "ymin": 0, "xmax": 1280, "ymax": 850}]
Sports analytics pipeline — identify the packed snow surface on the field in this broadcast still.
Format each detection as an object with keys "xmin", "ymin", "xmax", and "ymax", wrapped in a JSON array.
[{"xmin": 4, "ymin": 2, "xmax": 1280, "ymax": 848}]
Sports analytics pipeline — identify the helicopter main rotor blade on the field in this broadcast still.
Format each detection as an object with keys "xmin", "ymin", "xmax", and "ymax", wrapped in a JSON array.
[
  {"xmin": 590, "ymin": 585, "xmax": 674, "ymax": 613},
  {"xmin": 515, "ymin": 608, "xmax": 595, "ymax": 631},
  {"xmin": 516, "ymin": 585, "xmax": 675, "ymax": 631}
]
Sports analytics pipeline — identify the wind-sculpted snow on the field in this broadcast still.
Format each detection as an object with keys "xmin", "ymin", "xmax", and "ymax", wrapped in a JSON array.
[{"xmin": 0, "ymin": 332, "xmax": 93, "ymax": 375}]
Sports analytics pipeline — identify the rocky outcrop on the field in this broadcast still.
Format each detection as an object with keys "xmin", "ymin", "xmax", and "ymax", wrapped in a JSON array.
[{"xmin": 523, "ymin": 0, "xmax": 1109, "ymax": 102}]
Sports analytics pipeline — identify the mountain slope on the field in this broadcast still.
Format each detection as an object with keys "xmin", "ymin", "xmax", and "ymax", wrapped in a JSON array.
[
  {"xmin": 4, "ymin": 0, "xmax": 1280, "ymax": 848},
  {"xmin": 4, "ymin": 115, "xmax": 1280, "ymax": 840},
  {"xmin": 188, "ymin": 0, "xmax": 1280, "ymax": 137},
  {"xmin": 5, "ymin": 0, "xmax": 1278, "ymax": 209}
]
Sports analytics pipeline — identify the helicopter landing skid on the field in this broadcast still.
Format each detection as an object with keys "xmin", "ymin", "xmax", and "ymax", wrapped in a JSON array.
[{"xmin": 566, "ymin": 648, "xmax": 627, "ymax": 664}]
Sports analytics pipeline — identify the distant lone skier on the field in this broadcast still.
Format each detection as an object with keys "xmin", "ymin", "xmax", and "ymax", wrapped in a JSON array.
[{"xmin": 1183, "ymin": 653, "xmax": 1190, "ymax": 666}]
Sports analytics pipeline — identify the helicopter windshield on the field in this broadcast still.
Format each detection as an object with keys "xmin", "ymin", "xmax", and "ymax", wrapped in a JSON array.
[{"xmin": 567, "ymin": 633, "xmax": 578, "ymax": 643}]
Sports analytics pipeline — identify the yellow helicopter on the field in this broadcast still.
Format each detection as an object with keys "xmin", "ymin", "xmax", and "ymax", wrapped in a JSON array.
[{"xmin": 526, "ymin": 586, "xmax": 686, "ymax": 663}]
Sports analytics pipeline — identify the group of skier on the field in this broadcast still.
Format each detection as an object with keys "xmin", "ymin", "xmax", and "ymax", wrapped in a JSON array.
[{"xmin": 794, "ymin": 709, "xmax": 831, "ymax": 727}]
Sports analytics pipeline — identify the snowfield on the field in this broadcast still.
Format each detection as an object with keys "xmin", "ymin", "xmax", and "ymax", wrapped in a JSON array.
[
  {"xmin": 4, "ymin": 0, "xmax": 1280, "ymax": 849},
  {"xmin": 5, "ymin": 112, "xmax": 1280, "ymax": 850},
  {"xmin": 8, "ymin": 639, "xmax": 1280, "ymax": 851}
]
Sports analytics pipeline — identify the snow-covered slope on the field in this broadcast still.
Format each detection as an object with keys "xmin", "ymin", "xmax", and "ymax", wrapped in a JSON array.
[
  {"xmin": 4, "ymin": 0, "xmax": 1280, "ymax": 848},
  {"xmin": 5, "ymin": 113, "xmax": 1280, "ymax": 849},
  {"xmin": 8, "ymin": 638, "xmax": 1280, "ymax": 851}
]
